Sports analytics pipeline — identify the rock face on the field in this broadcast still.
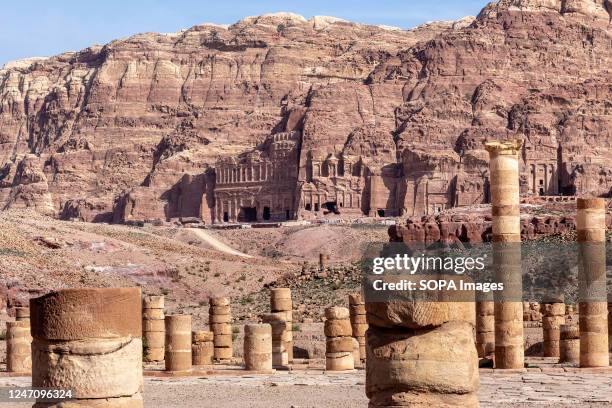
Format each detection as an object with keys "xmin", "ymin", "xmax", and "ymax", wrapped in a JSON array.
[{"xmin": 0, "ymin": 4, "xmax": 610, "ymax": 223}]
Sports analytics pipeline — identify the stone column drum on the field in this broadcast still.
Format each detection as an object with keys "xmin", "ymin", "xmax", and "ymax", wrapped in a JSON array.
[
  {"xmin": 142, "ymin": 295, "xmax": 165, "ymax": 362},
  {"xmin": 559, "ymin": 324, "xmax": 580, "ymax": 365},
  {"xmin": 165, "ymin": 315, "xmax": 192, "ymax": 372},
  {"xmin": 476, "ymin": 300, "xmax": 495, "ymax": 358},
  {"xmin": 576, "ymin": 198, "xmax": 609, "ymax": 367},
  {"xmin": 325, "ymin": 307, "xmax": 354, "ymax": 371},
  {"xmin": 209, "ymin": 297, "xmax": 233, "ymax": 360},
  {"xmin": 15, "ymin": 307, "xmax": 30, "ymax": 322},
  {"xmin": 349, "ymin": 293, "xmax": 367, "ymax": 361},
  {"xmin": 608, "ymin": 294, "xmax": 612, "ymax": 353},
  {"xmin": 365, "ymin": 299, "xmax": 479, "ymax": 407},
  {"xmin": 244, "ymin": 324, "xmax": 273, "ymax": 371},
  {"xmin": 262, "ymin": 313, "xmax": 289, "ymax": 367},
  {"xmin": 6, "ymin": 321, "xmax": 31, "ymax": 373},
  {"xmin": 270, "ymin": 288, "xmax": 293, "ymax": 362},
  {"xmin": 485, "ymin": 140, "xmax": 524, "ymax": 370},
  {"xmin": 319, "ymin": 253, "xmax": 329, "ymax": 271},
  {"xmin": 30, "ymin": 288, "xmax": 143, "ymax": 407},
  {"xmin": 192, "ymin": 330, "xmax": 214, "ymax": 365},
  {"xmin": 542, "ymin": 298, "xmax": 565, "ymax": 358}
]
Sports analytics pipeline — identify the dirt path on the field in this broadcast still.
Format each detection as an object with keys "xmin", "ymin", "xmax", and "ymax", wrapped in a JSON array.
[{"xmin": 186, "ymin": 228, "xmax": 253, "ymax": 258}]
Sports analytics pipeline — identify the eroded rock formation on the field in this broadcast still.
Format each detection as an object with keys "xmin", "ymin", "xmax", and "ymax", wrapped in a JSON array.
[{"xmin": 0, "ymin": 3, "xmax": 610, "ymax": 223}]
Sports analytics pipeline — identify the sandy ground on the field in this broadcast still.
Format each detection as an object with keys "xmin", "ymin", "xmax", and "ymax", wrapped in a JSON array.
[{"xmin": 2, "ymin": 368, "xmax": 612, "ymax": 408}]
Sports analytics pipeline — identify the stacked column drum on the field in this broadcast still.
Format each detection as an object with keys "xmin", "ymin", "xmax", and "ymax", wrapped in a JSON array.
[
  {"xmin": 270, "ymin": 288, "xmax": 293, "ymax": 362},
  {"xmin": 165, "ymin": 315, "xmax": 192, "ymax": 372},
  {"xmin": 608, "ymin": 294, "xmax": 612, "ymax": 352},
  {"xmin": 192, "ymin": 330, "xmax": 214, "ymax": 365},
  {"xmin": 325, "ymin": 307, "xmax": 354, "ymax": 371},
  {"xmin": 244, "ymin": 324, "xmax": 273, "ymax": 371},
  {"xmin": 349, "ymin": 293, "xmax": 367, "ymax": 361},
  {"xmin": 30, "ymin": 288, "xmax": 143, "ymax": 407},
  {"xmin": 365, "ymin": 301, "xmax": 478, "ymax": 407},
  {"xmin": 6, "ymin": 321, "xmax": 31, "ymax": 373},
  {"xmin": 485, "ymin": 140, "xmax": 524, "ymax": 370},
  {"xmin": 559, "ymin": 324, "xmax": 580, "ymax": 365},
  {"xmin": 576, "ymin": 198, "xmax": 609, "ymax": 367},
  {"xmin": 210, "ymin": 297, "xmax": 233, "ymax": 360},
  {"xmin": 476, "ymin": 300, "xmax": 495, "ymax": 358},
  {"xmin": 15, "ymin": 307, "xmax": 30, "ymax": 322},
  {"xmin": 142, "ymin": 295, "xmax": 165, "ymax": 362},
  {"xmin": 542, "ymin": 299, "xmax": 565, "ymax": 358},
  {"xmin": 262, "ymin": 313, "xmax": 289, "ymax": 367}
]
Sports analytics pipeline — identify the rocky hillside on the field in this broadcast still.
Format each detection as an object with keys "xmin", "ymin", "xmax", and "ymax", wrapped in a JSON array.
[{"xmin": 0, "ymin": 2, "xmax": 610, "ymax": 223}]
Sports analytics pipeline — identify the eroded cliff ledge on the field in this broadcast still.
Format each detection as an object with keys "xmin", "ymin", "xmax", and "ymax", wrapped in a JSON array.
[{"xmin": 0, "ymin": 2, "xmax": 610, "ymax": 224}]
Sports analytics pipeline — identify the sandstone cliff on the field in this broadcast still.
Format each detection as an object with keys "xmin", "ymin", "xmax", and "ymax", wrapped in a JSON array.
[{"xmin": 0, "ymin": 2, "xmax": 609, "ymax": 223}]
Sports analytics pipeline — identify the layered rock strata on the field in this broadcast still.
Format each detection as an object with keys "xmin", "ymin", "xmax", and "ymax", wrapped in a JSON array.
[{"xmin": 0, "ymin": 2, "xmax": 608, "ymax": 223}]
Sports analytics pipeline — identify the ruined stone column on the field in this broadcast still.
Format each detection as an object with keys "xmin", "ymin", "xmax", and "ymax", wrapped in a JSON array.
[
  {"xmin": 349, "ymin": 293, "xmax": 368, "ymax": 361},
  {"xmin": 270, "ymin": 288, "xmax": 293, "ymax": 362},
  {"xmin": 142, "ymin": 295, "xmax": 165, "ymax": 362},
  {"xmin": 351, "ymin": 337, "xmax": 362, "ymax": 368},
  {"xmin": 6, "ymin": 321, "xmax": 31, "ymax": 373},
  {"xmin": 542, "ymin": 298, "xmax": 565, "ymax": 358},
  {"xmin": 262, "ymin": 314, "xmax": 289, "ymax": 367},
  {"xmin": 165, "ymin": 315, "xmax": 192, "ymax": 372},
  {"xmin": 325, "ymin": 307, "xmax": 354, "ymax": 371},
  {"xmin": 30, "ymin": 288, "xmax": 143, "ymax": 407},
  {"xmin": 210, "ymin": 297, "xmax": 233, "ymax": 361},
  {"xmin": 192, "ymin": 330, "xmax": 214, "ymax": 366},
  {"xmin": 476, "ymin": 300, "xmax": 495, "ymax": 358},
  {"xmin": 244, "ymin": 324, "xmax": 273, "ymax": 371},
  {"xmin": 365, "ymin": 300, "xmax": 478, "ymax": 406},
  {"xmin": 577, "ymin": 198, "xmax": 609, "ymax": 367},
  {"xmin": 14, "ymin": 307, "xmax": 30, "ymax": 322},
  {"xmin": 485, "ymin": 140, "xmax": 524, "ymax": 370},
  {"xmin": 559, "ymin": 324, "xmax": 580, "ymax": 365},
  {"xmin": 608, "ymin": 294, "xmax": 612, "ymax": 353},
  {"xmin": 319, "ymin": 253, "xmax": 329, "ymax": 271}
]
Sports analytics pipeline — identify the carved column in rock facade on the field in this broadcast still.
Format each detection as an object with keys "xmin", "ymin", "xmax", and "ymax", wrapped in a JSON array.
[
  {"xmin": 485, "ymin": 140, "xmax": 524, "ymax": 370},
  {"xmin": 576, "ymin": 198, "xmax": 609, "ymax": 367}
]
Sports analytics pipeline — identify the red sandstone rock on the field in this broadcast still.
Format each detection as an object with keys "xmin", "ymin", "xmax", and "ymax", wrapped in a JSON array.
[{"xmin": 0, "ymin": 4, "xmax": 609, "ymax": 223}]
